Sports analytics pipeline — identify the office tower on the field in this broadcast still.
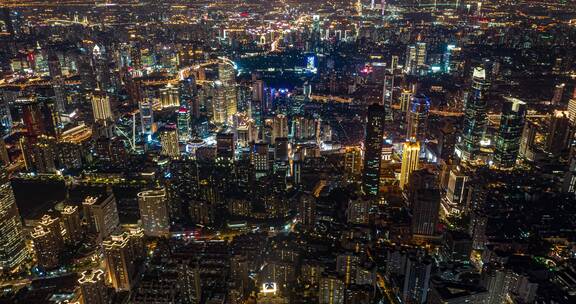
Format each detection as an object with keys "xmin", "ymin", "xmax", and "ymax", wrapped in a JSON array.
[
  {"xmin": 177, "ymin": 107, "xmax": 191, "ymax": 142},
  {"xmin": 160, "ymin": 124, "xmax": 180, "ymax": 158},
  {"xmin": 159, "ymin": 83, "xmax": 180, "ymax": 108},
  {"xmin": 362, "ymin": 104, "xmax": 385, "ymax": 196},
  {"xmin": 0, "ymin": 95, "xmax": 12, "ymax": 131},
  {"xmin": 252, "ymin": 142, "xmax": 270, "ymax": 175},
  {"xmin": 216, "ymin": 132, "xmax": 235, "ymax": 159},
  {"xmin": 79, "ymin": 269, "xmax": 109, "ymax": 304},
  {"xmin": 482, "ymin": 263, "xmax": 513, "ymax": 304},
  {"xmin": 91, "ymin": 90, "xmax": 113, "ymax": 121},
  {"xmin": 27, "ymin": 135, "xmax": 58, "ymax": 173},
  {"xmin": 406, "ymin": 94, "xmax": 430, "ymax": 141},
  {"xmin": 347, "ymin": 197, "xmax": 370, "ymax": 225},
  {"xmin": 298, "ymin": 193, "xmax": 316, "ymax": 230},
  {"xmin": 336, "ymin": 254, "xmax": 360, "ymax": 285},
  {"xmin": 179, "ymin": 76, "xmax": 197, "ymax": 109},
  {"xmin": 405, "ymin": 45, "xmax": 417, "ymax": 74},
  {"xmin": 438, "ymin": 122, "xmax": 456, "ymax": 162},
  {"xmin": 211, "ymin": 61, "xmax": 237, "ymax": 125},
  {"xmin": 138, "ymin": 188, "xmax": 170, "ymax": 237},
  {"xmin": 391, "ymin": 55, "xmax": 399, "ymax": 71},
  {"xmin": 21, "ymin": 97, "xmax": 45, "ymax": 137},
  {"xmin": 568, "ymin": 94, "xmax": 576, "ymax": 126},
  {"xmin": 0, "ymin": 168, "xmax": 28, "ymax": 273},
  {"xmin": 400, "ymin": 141, "xmax": 420, "ymax": 190},
  {"xmin": 58, "ymin": 142, "xmax": 83, "ymax": 170},
  {"xmin": 103, "ymin": 227, "xmax": 145, "ymax": 291},
  {"xmin": 274, "ymin": 137, "xmax": 289, "ymax": 162},
  {"xmin": 272, "ymin": 114, "xmax": 288, "ymax": 144},
  {"xmin": 61, "ymin": 205, "xmax": 82, "ymax": 244},
  {"xmin": 519, "ymin": 121, "xmax": 537, "ymax": 159},
  {"xmin": 139, "ymin": 97, "xmax": 154, "ymax": 139},
  {"xmin": 402, "ymin": 255, "xmax": 432, "ymax": 304},
  {"xmin": 83, "ymin": 194, "xmax": 120, "ymax": 240},
  {"xmin": 212, "ymin": 82, "xmax": 228, "ymax": 125},
  {"xmin": 252, "ymin": 79, "xmax": 265, "ymax": 107},
  {"xmin": 92, "ymin": 45, "xmax": 112, "ymax": 91},
  {"xmin": 409, "ymin": 170, "xmax": 440, "ymax": 236},
  {"xmin": 31, "ymin": 214, "xmax": 64, "ymax": 269},
  {"xmin": 445, "ymin": 166, "xmax": 469, "ymax": 210},
  {"xmin": 546, "ymin": 110, "xmax": 571, "ymax": 156},
  {"xmin": 415, "ymin": 42, "xmax": 427, "ymax": 67},
  {"xmin": 400, "ymin": 89, "xmax": 412, "ymax": 113},
  {"xmin": 551, "ymin": 83, "xmax": 565, "ymax": 105},
  {"xmin": 344, "ymin": 146, "xmax": 362, "ymax": 179},
  {"xmin": 319, "ymin": 275, "xmax": 345, "ymax": 304},
  {"xmin": 456, "ymin": 66, "xmax": 490, "ymax": 161},
  {"xmin": 494, "ymin": 98, "xmax": 527, "ymax": 168}
]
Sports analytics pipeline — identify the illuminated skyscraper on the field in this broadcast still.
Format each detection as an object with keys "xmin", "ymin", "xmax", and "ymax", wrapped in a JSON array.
[
  {"xmin": 494, "ymin": 98, "xmax": 526, "ymax": 168},
  {"xmin": 406, "ymin": 94, "xmax": 430, "ymax": 141},
  {"xmin": 298, "ymin": 193, "xmax": 316, "ymax": 230},
  {"xmin": 546, "ymin": 110, "xmax": 572, "ymax": 156},
  {"xmin": 139, "ymin": 96, "xmax": 154, "ymax": 138},
  {"xmin": 103, "ymin": 227, "xmax": 145, "ymax": 291},
  {"xmin": 160, "ymin": 124, "xmax": 180, "ymax": 158},
  {"xmin": 91, "ymin": 90, "xmax": 113, "ymax": 121},
  {"xmin": 551, "ymin": 83, "xmax": 565, "ymax": 105},
  {"xmin": 402, "ymin": 255, "xmax": 432, "ymax": 304},
  {"xmin": 344, "ymin": 146, "xmax": 362, "ymax": 179},
  {"xmin": 399, "ymin": 89, "xmax": 412, "ymax": 113},
  {"xmin": 362, "ymin": 104, "xmax": 385, "ymax": 196},
  {"xmin": 0, "ymin": 168, "xmax": 28, "ymax": 272},
  {"xmin": 177, "ymin": 107, "xmax": 191, "ymax": 142},
  {"xmin": 272, "ymin": 114, "xmax": 288, "ymax": 144},
  {"xmin": 79, "ymin": 269, "xmax": 109, "ymax": 304},
  {"xmin": 83, "ymin": 194, "xmax": 120, "ymax": 240},
  {"xmin": 400, "ymin": 141, "xmax": 420, "ymax": 190},
  {"xmin": 138, "ymin": 188, "xmax": 170, "ymax": 237},
  {"xmin": 456, "ymin": 66, "xmax": 490, "ymax": 161},
  {"xmin": 160, "ymin": 83, "xmax": 180, "ymax": 108},
  {"xmin": 31, "ymin": 214, "xmax": 64, "ymax": 269},
  {"xmin": 216, "ymin": 132, "xmax": 235, "ymax": 159},
  {"xmin": 318, "ymin": 275, "xmax": 345, "ymax": 304},
  {"xmin": 61, "ymin": 205, "xmax": 82, "ymax": 244}
]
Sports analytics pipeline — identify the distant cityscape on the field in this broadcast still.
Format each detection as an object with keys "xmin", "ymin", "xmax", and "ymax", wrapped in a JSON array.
[{"xmin": 0, "ymin": 1, "xmax": 575, "ymax": 304}]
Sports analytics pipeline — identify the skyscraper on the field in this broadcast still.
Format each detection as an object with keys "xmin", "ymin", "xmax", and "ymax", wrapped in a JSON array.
[
  {"xmin": 177, "ymin": 107, "xmax": 191, "ymax": 142},
  {"xmin": 298, "ymin": 193, "xmax": 316, "ymax": 230},
  {"xmin": 0, "ymin": 168, "xmax": 28, "ymax": 272},
  {"xmin": 138, "ymin": 188, "xmax": 170, "ymax": 237},
  {"xmin": 103, "ymin": 227, "xmax": 145, "ymax": 291},
  {"xmin": 139, "ymin": 96, "xmax": 154, "ymax": 139},
  {"xmin": 31, "ymin": 214, "xmax": 64, "ymax": 269},
  {"xmin": 456, "ymin": 66, "xmax": 490, "ymax": 161},
  {"xmin": 91, "ymin": 90, "xmax": 113, "ymax": 121},
  {"xmin": 409, "ymin": 170, "xmax": 440, "ymax": 236},
  {"xmin": 546, "ymin": 110, "xmax": 571, "ymax": 156},
  {"xmin": 160, "ymin": 83, "xmax": 180, "ymax": 108},
  {"xmin": 83, "ymin": 194, "xmax": 120, "ymax": 240},
  {"xmin": 494, "ymin": 98, "xmax": 527, "ymax": 168},
  {"xmin": 402, "ymin": 254, "xmax": 433, "ymax": 304},
  {"xmin": 160, "ymin": 124, "xmax": 180, "ymax": 158},
  {"xmin": 272, "ymin": 114, "xmax": 289, "ymax": 144},
  {"xmin": 78, "ymin": 269, "xmax": 109, "ymax": 304},
  {"xmin": 216, "ymin": 132, "xmax": 235, "ymax": 159},
  {"xmin": 400, "ymin": 141, "xmax": 420, "ymax": 190},
  {"xmin": 61, "ymin": 205, "xmax": 82, "ymax": 244},
  {"xmin": 362, "ymin": 104, "xmax": 385, "ymax": 196},
  {"xmin": 406, "ymin": 94, "xmax": 430, "ymax": 141}
]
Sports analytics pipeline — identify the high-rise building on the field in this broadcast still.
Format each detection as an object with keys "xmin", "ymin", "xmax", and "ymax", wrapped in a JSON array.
[
  {"xmin": 160, "ymin": 83, "xmax": 180, "ymax": 108},
  {"xmin": 347, "ymin": 197, "xmax": 370, "ymax": 225},
  {"xmin": 103, "ymin": 227, "xmax": 145, "ymax": 291},
  {"xmin": 362, "ymin": 104, "xmax": 385, "ymax": 196},
  {"xmin": 83, "ymin": 194, "xmax": 120, "ymax": 240},
  {"xmin": 409, "ymin": 170, "xmax": 440, "ymax": 236},
  {"xmin": 91, "ymin": 90, "xmax": 113, "ymax": 121},
  {"xmin": 344, "ymin": 146, "xmax": 362, "ymax": 179},
  {"xmin": 31, "ymin": 214, "xmax": 64, "ymax": 269},
  {"xmin": 272, "ymin": 114, "xmax": 288, "ymax": 144},
  {"xmin": 216, "ymin": 132, "xmax": 235, "ymax": 159},
  {"xmin": 568, "ymin": 94, "xmax": 576, "ymax": 127},
  {"xmin": 519, "ymin": 121, "xmax": 537, "ymax": 160},
  {"xmin": 298, "ymin": 193, "xmax": 316, "ymax": 230},
  {"xmin": 252, "ymin": 142, "xmax": 270, "ymax": 175},
  {"xmin": 400, "ymin": 141, "xmax": 420, "ymax": 190},
  {"xmin": 319, "ymin": 275, "xmax": 345, "ymax": 304},
  {"xmin": 78, "ymin": 269, "xmax": 109, "ymax": 304},
  {"xmin": 61, "ymin": 205, "xmax": 82, "ymax": 244},
  {"xmin": 20, "ymin": 97, "xmax": 45, "ymax": 137},
  {"xmin": 160, "ymin": 124, "xmax": 180, "ymax": 158},
  {"xmin": 274, "ymin": 137, "xmax": 289, "ymax": 162},
  {"xmin": 402, "ymin": 255, "xmax": 433, "ymax": 304},
  {"xmin": 481, "ymin": 263, "xmax": 512, "ymax": 304},
  {"xmin": 546, "ymin": 110, "xmax": 572, "ymax": 156},
  {"xmin": 138, "ymin": 188, "xmax": 170, "ymax": 237},
  {"xmin": 399, "ymin": 89, "xmax": 412, "ymax": 113},
  {"xmin": 406, "ymin": 94, "xmax": 430, "ymax": 141},
  {"xmin": 551, "ymin": 83, "xmax": 565, "ymax": 105},
  {"xmin": 177, "ymin": 107, "xmax": 191, "ymax": 142},
  {"xmin": 139, "ymin": 97, "xmax": 154, "ymax": 139},
  {"xmin": 456, "ymin": 66, "xmax": 490, "ymax": 161},
  {"xmin": 494, "ymin": 98, "xmax": 527, "ymax": 168},
  {"xmin": 0, "ymin": 168, "xmax": 28, "ymax": 273}
]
